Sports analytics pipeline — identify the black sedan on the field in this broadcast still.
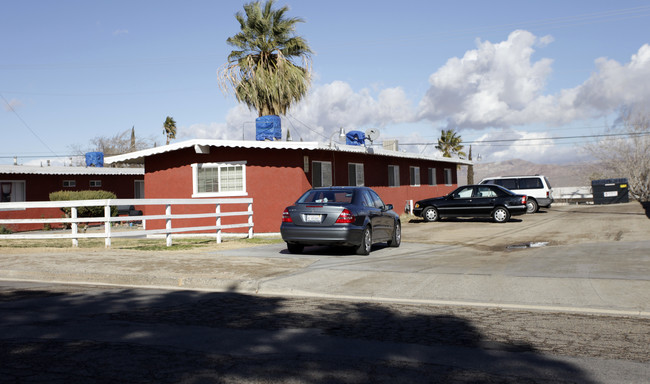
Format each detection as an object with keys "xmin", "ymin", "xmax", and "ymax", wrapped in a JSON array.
[
  {"xmin": 281, "ymin": 186, "xmax": 401, "ymax": 255},
  {"xmin": 412, "ymin": 185, "xmax": 527, "ymax": 223}
]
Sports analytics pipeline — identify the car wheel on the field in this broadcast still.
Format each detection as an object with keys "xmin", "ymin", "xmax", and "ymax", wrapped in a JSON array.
[
  {"xmin": 356, "ymin": 226, "xmax": 372, "ymax": 255},
  {"xmin": 492, "ymin": 207, "xmax": 510, "ymax": 223},
  {"xmin": 287, "ymin": 243, "xmax": 304, "ymax": 254},
  {"xmin": 422, "ymin": 207, "xmax": 439, "ymax": 222},
  {"xmin": 526, "ymin": 199, "xmax": 538, "ymax": 214},
  {"xmin": 387, "ymin": 221, "xmax": 401, "ymax": 247}
]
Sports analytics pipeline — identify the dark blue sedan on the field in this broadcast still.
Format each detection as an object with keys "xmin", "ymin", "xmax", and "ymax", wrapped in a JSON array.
[{"xmin": 281, "ymin": 186, "xmax": 401, "ymax": 255}]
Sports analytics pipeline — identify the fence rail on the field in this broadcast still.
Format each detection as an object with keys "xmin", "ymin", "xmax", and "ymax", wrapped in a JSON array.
[{"xmin": 0, "ymin": 198, "xmax": 254, "ymax": 247}]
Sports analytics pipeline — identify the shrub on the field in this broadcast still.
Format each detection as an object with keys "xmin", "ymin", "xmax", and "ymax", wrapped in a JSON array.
[
  {"xmin": 49, "ymin": 190, "xmax": 118, "ymax": 217},
  {"xmin": 0, "ymin": 225, "xmax": 12, "ymax": 234}
]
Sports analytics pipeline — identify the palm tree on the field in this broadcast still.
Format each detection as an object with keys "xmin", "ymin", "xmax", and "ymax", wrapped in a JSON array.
[
  {"xmin": 436, "ymin": 129, "xmax": 466, "ymax": 158},
  {"xmin": 218, "ymin": 0, "xmax": 312, "ymax": 117},
  {"xmin": 163, "ymin": 116, "xmax": 177, "ymax": 145}
]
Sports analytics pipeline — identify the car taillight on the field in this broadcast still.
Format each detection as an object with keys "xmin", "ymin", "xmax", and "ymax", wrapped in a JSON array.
[
  {"xmin": 335, "ymin": 209, "xmax": 354, "ymax": 224},
  {"xmin": 282, "ymin": 208, "xmax": 293, "ymax": 223},
  {"xmin": 522, "ymin": 196, "xmax": 527, "ymax": 204}
]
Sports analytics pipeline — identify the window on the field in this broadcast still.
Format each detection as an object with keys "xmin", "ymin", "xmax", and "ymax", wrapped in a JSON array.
[
  {"xmin": 134, "ymin": 180, "xmax": 145, "ymax": 199},
  {"xmin": 520, "ymin": 178, "xmax": 543, "ymax": 189},
  {"xmin": 495, "ymin": 178, "xmax": 518, "ymax": 190},
  {"xmin": 348, "ymin": 163, "xmax": 364, "ymax": 186},
  {"xmin": 192, "ymin": 162, "xmax": 246, "ymax": 197},
  {"xmin": 410, "ymin": 166, "xmax": 420, "ymax": 186},
  {"xmin": 453, "ymin": 186, "xmax": 473, "ymax": 199},
  {"xmin": 367, "ymin": 189, "xmax": 386, "ymax": 208},
  {"xmin": 428, "ymin": 168, "xmax": 437, "ymax": 185},
  {"xmin": 63, "ymin": 180, "xmax": 76, "ymax": 188},
  {"xmin": 443, "ymin": 168, "xmax": 452, "ymax": 185},
  {"xmin": 312, "ymin": 161, "xmax": 332, "ymax": 187},
  {"xmin": 476, "ymin": 186, "xmax": 497, "ymax": 198},
  {"xmin": 299, "ymin": 189, "xmax": 353, "ymax": 204},
  {"xmin": 0, "ymin": 180, "xmax": 25, "ymax": 202},
  {"xmin": 388, "ymin": 165, "xmax": 400, "ymax": 187},
  {"xmin": 90, "ymin": 180, "xmax": 102, "ymax": 188}
]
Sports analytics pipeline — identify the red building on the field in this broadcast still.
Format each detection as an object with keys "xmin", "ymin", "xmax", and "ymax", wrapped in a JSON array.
[
  {"xmin": 0, "ymin": 165, "xmax": 144, "ymax": 232},
  {"xmin": 105, "ymin": 139, "xmax": 470, "ymax": 234}
]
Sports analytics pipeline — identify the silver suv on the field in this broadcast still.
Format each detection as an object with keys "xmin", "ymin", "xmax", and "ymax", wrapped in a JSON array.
[{"xmin": 479, "ymin": 175, "xmax": 553, "ymax": 213}]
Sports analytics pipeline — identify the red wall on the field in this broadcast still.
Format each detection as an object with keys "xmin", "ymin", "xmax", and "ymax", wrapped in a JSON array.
[
  {"xmin": 0, "ymin": 173, "xmax": 143, "ymax": 232},
  {"xmin": 142, "ymin": 146, "xmax": 459, "ymax": 234}
]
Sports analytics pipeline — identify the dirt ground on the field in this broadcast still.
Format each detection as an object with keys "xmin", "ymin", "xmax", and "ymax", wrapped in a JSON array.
[
  {"xmin": 1, "ymin": 202, "xmax": 647, "ymax": 255},
  {"xmin": 401, "ymin": 202, "xmax": 650, "ymax": 252}
]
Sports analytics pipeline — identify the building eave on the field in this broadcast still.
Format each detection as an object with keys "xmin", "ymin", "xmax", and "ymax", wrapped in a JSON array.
[
  {"xmin": 104, "ymin": 139, "xmax": 472, "ymax": 166},
  {"xmin": 0, "ymin": 165, "xmax": 144, "ymax": 176}
]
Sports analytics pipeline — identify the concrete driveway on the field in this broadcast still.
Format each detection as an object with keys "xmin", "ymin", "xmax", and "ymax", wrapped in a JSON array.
[{"xmin": 219, "ymin": 202, "xmax": 650, "ymax": 315}]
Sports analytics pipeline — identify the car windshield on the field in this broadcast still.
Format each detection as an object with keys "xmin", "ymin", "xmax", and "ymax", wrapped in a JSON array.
[{"xmin": 297, "ymin": 189, "xmax": 354, "ymax": 204}]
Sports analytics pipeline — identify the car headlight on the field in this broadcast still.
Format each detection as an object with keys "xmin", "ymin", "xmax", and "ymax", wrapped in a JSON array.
[{"xmin": 414, "ymin": 203, "xmax": 420, "ymax": 208}]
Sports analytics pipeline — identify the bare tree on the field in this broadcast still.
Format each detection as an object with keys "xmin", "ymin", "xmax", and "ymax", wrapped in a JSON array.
[
  {"xmin": 69, "ymin": 128, "xmax": 155, "ymax": 166},
  {"xmin": 585, "ymin": 111, "xmax": 650, "ymax": 202}
]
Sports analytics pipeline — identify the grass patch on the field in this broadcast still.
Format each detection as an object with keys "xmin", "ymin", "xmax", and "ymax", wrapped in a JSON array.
[{"xmin": 0, "ymin": 236, "xmax": 283, "ymax": 251}]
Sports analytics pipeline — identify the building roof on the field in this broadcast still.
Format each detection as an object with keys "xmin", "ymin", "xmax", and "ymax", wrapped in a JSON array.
[
  {"xmin": 104, "ymin": 139, "xmax": 473, "ymax": 166},
  {"xmin": 0, "ymin": 164, "xmax": 144, "ymax": 176}
]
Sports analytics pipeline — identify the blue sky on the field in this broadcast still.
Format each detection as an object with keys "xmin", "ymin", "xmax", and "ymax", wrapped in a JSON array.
[{"xmin": 2, "ymin": 0, "xmax": 649, "ymax": 165}]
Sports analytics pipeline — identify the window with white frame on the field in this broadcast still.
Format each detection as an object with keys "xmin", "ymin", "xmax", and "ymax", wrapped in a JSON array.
[
  {"xmin": 312, "ymin": 161, "xmax": 332, "ymax": 187},
  {"xmin": 428, "ymin": 167, "xmax": 437, "ymax": 185},
  {"xmin": 388, "ymin": 165, "xmax": 400, "ymax": 187},
  {"xmin": 444, "ymin": 168, "xmax": 452, "ymax": 185},
  {"xmin": 410, "ymin": 166, "xmax": 420, "ymax": 186},
  {"xmin": 63, "ymin": 180, "xmax": 76, "ymax": 188},
  {"xmin": 0, "ymin": 180, "xmax": 26, "ymax": 202},
  {"xmin": 192, "ymin": 162, "xmax": 246, "ymax": 197},
  {"xmin": 348, "ymin": 163, "xmax": 364, "ymax": 186},
  {"xmin": 90, "ymin": 180, "xmax": 102, "ymax": 188}
]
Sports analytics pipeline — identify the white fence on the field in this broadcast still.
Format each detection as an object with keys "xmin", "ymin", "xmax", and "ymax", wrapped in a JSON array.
[{"xmin": 0, "ymin": 198, "xmax": 253, "ymax": 247}]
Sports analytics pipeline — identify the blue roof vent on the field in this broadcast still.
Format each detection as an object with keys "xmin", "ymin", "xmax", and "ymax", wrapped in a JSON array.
[
  {"xmin": 255, "ymin": 115, "xmax": 281, "ymax": 141},
  {"xmin": 85, "ymin": 152, "xmax": 104, "ymax": 167},
  {"xmin": 345, "ymin": 130, "xmax": 366, "ymax": 146}
]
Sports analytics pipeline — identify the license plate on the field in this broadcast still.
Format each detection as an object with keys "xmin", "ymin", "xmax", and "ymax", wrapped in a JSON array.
[{"xmin": 304, "ymin": 214, "xmax": 322, "ymax": 223}]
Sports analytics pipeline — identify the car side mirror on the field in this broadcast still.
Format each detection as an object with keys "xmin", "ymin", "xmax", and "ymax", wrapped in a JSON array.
[{"xmin": 383, "ymin": 204, "xmax": 394, "ymax": 211}]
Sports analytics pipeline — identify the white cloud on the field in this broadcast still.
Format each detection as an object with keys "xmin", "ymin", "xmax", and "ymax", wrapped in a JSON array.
[
  {"xmin": 418, "ymin": 30, "xmax": 554, "ymax": 128},
  {"xmin": 418, "ymin": 32, "xmax": 650, "ymax": 131},
  {"xmin": 573, "ymin": 44, "xmax": 650, "ymax": 114},
  {"xmin": 182, "ymin": 81, "xmax": 414, "ymax": 142},
  {"xmin": 471, "ymin": 129, "xmax": 589, "ymax": 164},
  {"xmin": 3, "ymin": 98, "xmax": 22, "ymax": 112},
  {"xmin": 113, "ymin": 29, "xmax": 129, "ymax": 36}
]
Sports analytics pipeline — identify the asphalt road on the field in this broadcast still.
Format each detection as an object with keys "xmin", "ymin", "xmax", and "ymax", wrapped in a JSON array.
[{"xmin": 1, "ymin": 281, "xmax": 648, "ymax": 383}]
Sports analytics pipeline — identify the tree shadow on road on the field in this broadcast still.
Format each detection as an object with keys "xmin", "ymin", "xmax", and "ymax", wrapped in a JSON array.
[{"xmin": 0, "ymin": 287, "xmax": 596, "ymax": 383}]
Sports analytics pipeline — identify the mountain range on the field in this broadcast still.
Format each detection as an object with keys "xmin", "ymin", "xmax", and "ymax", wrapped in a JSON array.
[{"xmin": 458, "ymin": 159, "xmax": 600, "ymax": 188}]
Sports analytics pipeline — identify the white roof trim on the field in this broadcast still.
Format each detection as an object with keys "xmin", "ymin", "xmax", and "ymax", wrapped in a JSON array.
[
  {"xmin": 0, "ymin": 165, "xmax": 144, "ymax": 176},
  {"xmin": 104, "ymin": 139, "xmax": 472, "ymax": 166}
]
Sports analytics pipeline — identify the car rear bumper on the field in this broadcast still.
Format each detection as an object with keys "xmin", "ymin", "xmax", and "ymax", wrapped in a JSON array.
[
  {"xmin": 280, "ymin": 224, "xmax": 364, "ymax": 247},
  {"xmin": 508, "ymin": 205, "xmax": 528, "ymax": 216},
  {"xmin": 536, "ymin": 197, "xmax": 553, "ymax": 207}
]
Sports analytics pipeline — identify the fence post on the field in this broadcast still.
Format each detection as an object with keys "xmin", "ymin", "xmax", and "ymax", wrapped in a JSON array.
[
  {"xmin": 215, "ymin": 203, "xmax": 222, "ymax": 244},
  {"xmin": 248, "ymin": 202, "xmax": 253, "ymax": 239},
  {"xmin": 71, "ymin": 207, "xmax": 78, "ymax": 247},
  {"xmin": 104, "ymin": 204, "xmax": 111, "ymax": 248},
  {"xmin": 166, "ymin": 204, "xmax": 172, "ymax": 247}
]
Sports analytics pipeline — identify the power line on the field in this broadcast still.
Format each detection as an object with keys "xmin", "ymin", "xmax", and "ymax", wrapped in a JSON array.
[
  {"xmin": 398, "ymin": 131, "xmax": 650, "ymax": 146},
  {"xmin": 1, "ymin": 93, "xmax": 60, "ymax": 159}
]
